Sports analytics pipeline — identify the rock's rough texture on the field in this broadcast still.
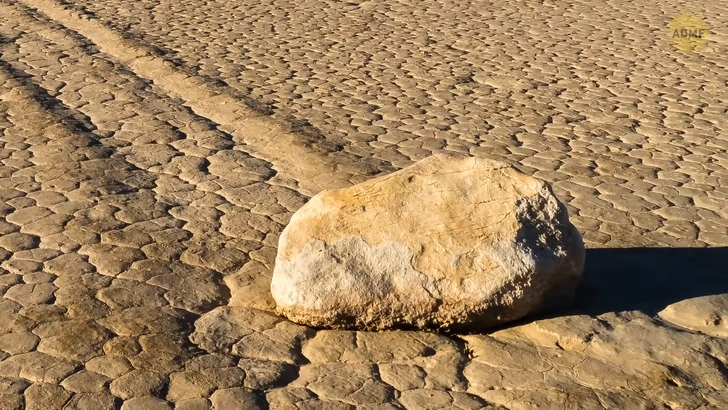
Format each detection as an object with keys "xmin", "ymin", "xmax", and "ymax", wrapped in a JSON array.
[{"xmin": 271, "ymin": 154, "xmax": 585, "ymax": 331}]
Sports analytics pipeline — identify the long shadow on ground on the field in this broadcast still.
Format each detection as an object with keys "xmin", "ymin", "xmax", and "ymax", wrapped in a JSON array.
[{"xmin": 573, "ymin": 247, "xmax": 728, "ymax": 316}]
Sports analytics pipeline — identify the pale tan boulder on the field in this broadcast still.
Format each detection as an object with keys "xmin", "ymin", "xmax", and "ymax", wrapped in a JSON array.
[{"xmin": 271, "ymin": 154, "xmax": 585, "ymax": 331}]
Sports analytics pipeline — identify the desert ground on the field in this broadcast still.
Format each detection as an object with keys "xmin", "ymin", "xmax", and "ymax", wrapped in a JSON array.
[{"xmin": 0, "ymin": 0, "xmax": 726, "ymax": 408}]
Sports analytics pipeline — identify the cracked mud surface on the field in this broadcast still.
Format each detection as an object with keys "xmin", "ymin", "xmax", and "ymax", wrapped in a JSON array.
[{"xmin": 0, "ymin": 0, "xmax": 726, "ymax": 408}]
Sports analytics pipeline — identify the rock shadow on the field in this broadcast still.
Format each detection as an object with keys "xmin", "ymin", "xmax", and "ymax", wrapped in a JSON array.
[{"xmin": 574, "ymin": 247, "xmax": 728, "ymax": 316}]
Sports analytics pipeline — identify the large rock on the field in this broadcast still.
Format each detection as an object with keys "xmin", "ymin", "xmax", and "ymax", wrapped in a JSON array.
[{"xmin": 271, "ymin": 154, "xmax": 585, "ymax": 331}]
